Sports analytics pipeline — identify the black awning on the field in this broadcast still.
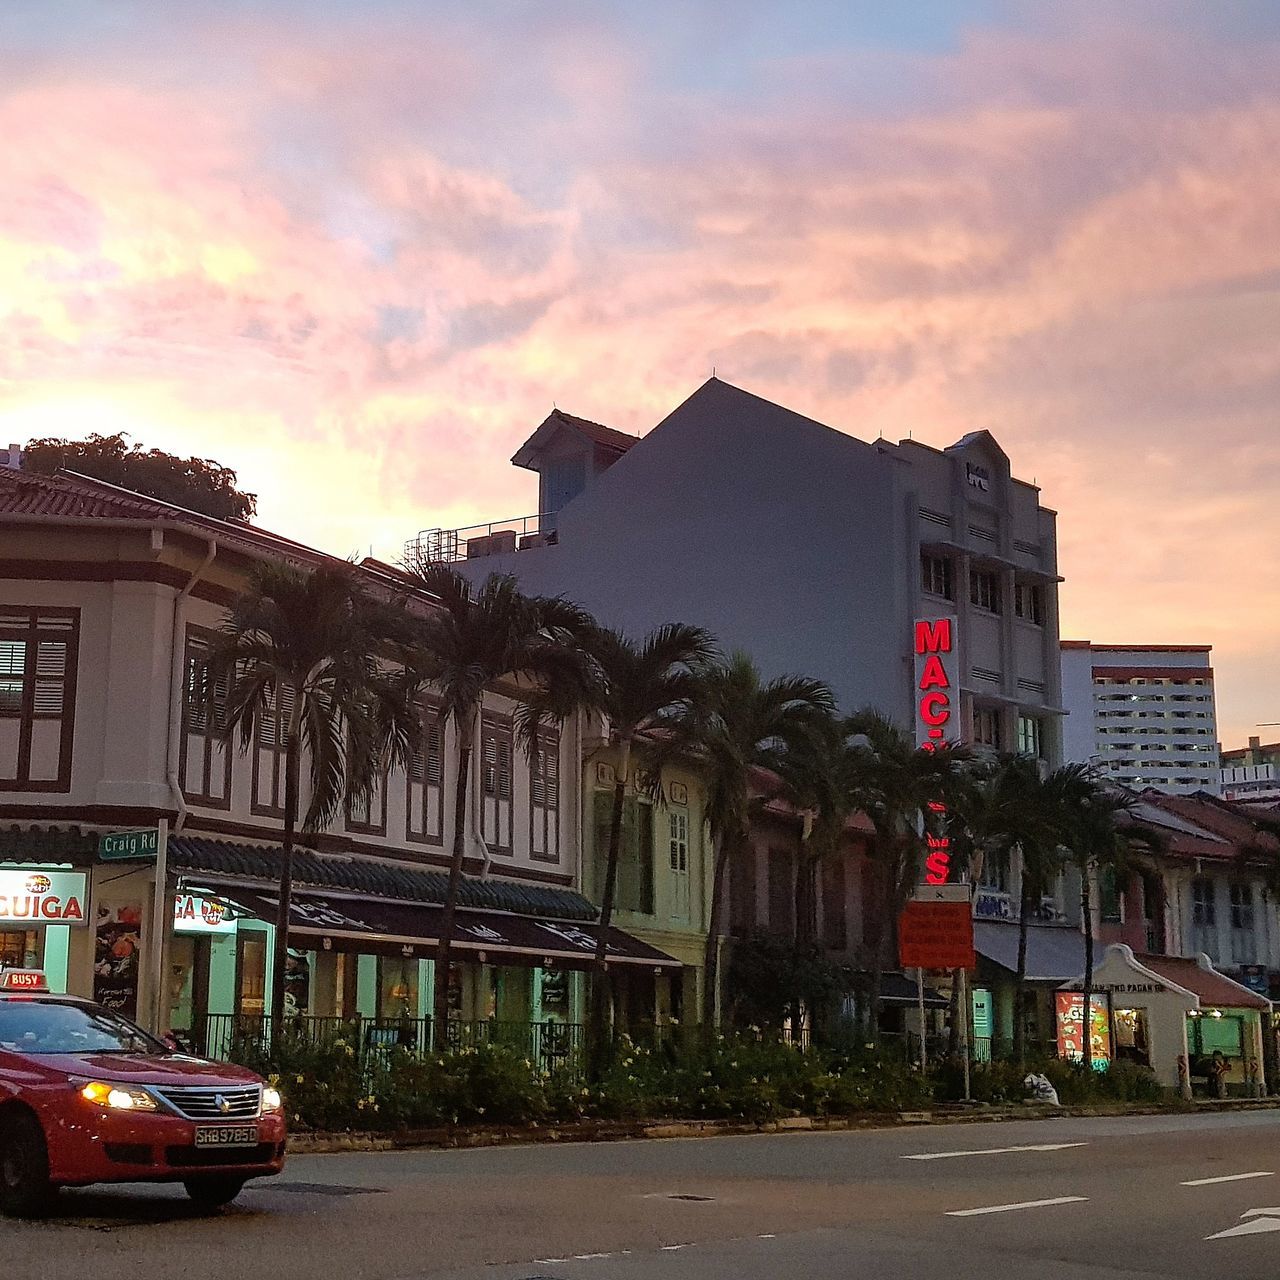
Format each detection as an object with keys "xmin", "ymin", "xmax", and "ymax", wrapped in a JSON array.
[
  {"xmin": 209, "ymin": 887, "xmax": 682, "ymax": 972},
  {"xmin": 880, "ymin": 971, "xmax": 949, "ymax": 1009}
]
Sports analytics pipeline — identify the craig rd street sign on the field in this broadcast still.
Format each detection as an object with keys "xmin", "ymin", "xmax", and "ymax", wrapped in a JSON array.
[{"xmin": 98, "ymin": 829, "xmax": 159, "ymax": 862}]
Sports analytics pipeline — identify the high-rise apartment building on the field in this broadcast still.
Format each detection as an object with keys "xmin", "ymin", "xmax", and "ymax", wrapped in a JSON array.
[
  {"xmin": 1060, "ymin": 642, "xmax": 1220, "ymax": 795},
  {"xmin": 1221, "ymin": 737, "xmax": 1280, "ymax": 802}
]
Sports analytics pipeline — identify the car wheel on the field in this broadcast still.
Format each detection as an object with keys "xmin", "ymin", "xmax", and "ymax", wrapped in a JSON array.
[
  {"xmin": 183, "ymin": 1176, "xmax": 247, "ymax": 1210},
  {"xmin": 0, "ymin": 1111, "xmax": 57, "ymax": 1218}
]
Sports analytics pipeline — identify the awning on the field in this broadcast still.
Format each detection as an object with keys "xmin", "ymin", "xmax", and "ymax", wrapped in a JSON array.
[
  {"xmin": 1134, "ymin": 952, "xmax": 1270, "ymax": 1010},
  {"xmin": 207, "ymin": 887, "xmax": 682, "ymax": 972},
  {"xmin": 974, "ymin": 921, "xmax": 1104, "ymax": 983},
  {"xmin": 880, "ymin": 971, "xmax": 949, "ymax": 1009}
]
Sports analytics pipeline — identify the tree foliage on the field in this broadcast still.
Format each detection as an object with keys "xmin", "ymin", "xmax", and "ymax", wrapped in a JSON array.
[{"xmin": 23, "ymin": 431, "xmax": 257, "ymax": 521}]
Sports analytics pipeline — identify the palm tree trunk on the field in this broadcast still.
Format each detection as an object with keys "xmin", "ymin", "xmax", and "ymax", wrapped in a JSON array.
[
  {"xmin": 270, "ymin": 733, "xmax": 301, "ymax": 1046},
  {"xmin": 433, "ymin": 733, "xmax": 473, "ymax": 1045},
  {"xmin": 1014, "ymin": 879, "xmax": 1032, "ymax": 1069},
  {"xmin": 589, "ymin": 739, "xmax": 631, "ymax": 1076},
  {"xmin": 867, "ymin": 852, "xmax": 889, "ymax": 1046},
  {"xmin": 703, "ymin": 829, "xmax": 736, "ymax": 1032},
  {"xmin": 1080, "ymin": 859, "xmax": 1094, "ymax": 1073}
]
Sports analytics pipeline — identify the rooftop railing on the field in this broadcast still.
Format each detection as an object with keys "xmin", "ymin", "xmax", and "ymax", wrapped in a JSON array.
[{"xmin": 404, "ymin": 513, "xmax": 556, "ymax": 566}]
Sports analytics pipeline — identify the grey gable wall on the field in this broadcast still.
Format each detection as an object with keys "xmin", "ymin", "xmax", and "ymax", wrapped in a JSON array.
[{"xmin": 458, "ymin": 378, "xmax": 917, "ymax": 720}]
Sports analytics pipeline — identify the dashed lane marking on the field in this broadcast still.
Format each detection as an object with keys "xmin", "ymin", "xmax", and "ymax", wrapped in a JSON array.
[
  {"xmin": 1182, "ymin": 1172, "xmax": 1274, "ymax": 1187},
  {"xmin": 905, "ymin": 1142, "xmax": 1088, "ymax": 1161},
  {"xmin": 946, "ymin": 1196, "xmax": 1089, "ymax": 1217}
]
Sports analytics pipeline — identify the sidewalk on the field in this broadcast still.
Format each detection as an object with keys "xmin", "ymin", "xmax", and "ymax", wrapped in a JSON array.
[{"xmin": 288, "ymin": 1095, "xmax": 1280, "ymax": 1154}]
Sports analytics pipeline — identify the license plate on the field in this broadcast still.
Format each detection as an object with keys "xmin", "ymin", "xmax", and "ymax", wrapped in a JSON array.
[{"xmin": 194, "ymin": 1125, "xmax": 259, "ymax": 1148}]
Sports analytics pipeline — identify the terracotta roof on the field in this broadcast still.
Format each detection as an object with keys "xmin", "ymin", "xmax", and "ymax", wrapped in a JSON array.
[
  {"xmin": 171, "ymin": 836, "xmax": 597, "ymax": 921},
  {"xmin": 1135, "ymin": 953, "xmax": 1270, "ymax": 1009},
  {"xmin": 0, "ymin": 468, "xmax": 172, "ymax": 520},
  {"xmin": 546, "ymin": 409, "xmax": 639, "ymax": 454}
]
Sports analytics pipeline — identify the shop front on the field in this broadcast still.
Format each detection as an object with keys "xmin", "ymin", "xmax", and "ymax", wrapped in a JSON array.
[
  {"xmin": 1061, "ymin": 944, "xmax": 1271, "ymax": 1097},
  {"xmin": 0, "ymin": 866, "xmax": 88, "ymax": 992},
  {"xmin": 165, "ymin": 881, "xmax": 680, "ymax": 1063}
]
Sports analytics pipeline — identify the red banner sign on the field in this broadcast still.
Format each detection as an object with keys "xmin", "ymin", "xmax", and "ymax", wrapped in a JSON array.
[{"xmin": 898, "ymin": 899, "xmax": 976, "ymax": 970}]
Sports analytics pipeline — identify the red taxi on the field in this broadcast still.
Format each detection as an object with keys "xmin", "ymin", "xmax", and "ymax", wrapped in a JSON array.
[{"xmin": 0, "ymin": 971, "xmax": 285, "ymax": 1216}]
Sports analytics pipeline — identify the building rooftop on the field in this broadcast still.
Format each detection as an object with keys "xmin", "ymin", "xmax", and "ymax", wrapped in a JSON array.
[{"xmin": 511, "ymin": 408, "xmax": 640, "ymax": 471}]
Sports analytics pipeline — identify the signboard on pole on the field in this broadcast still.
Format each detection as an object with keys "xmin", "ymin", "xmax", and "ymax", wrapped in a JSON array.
[
  {"xmin": 1055, "ymin": 991, "xmax": 1112, "ymax": 1071},
  {"xmin": 898, "ymin": 899, "xmax": 975, "ymax": 970},
  {"xmin": 99, "ymin": 829, "xmax": 158, "ymax": 862}
]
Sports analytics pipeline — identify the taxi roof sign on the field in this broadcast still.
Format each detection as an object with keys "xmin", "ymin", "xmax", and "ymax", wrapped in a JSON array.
[{"xmin": 0, "ymin": 970, "xmax": 49, "ymax": 992}]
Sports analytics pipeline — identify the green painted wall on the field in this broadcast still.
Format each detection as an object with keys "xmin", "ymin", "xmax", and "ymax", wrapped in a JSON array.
[
  {"xmin": 207, "ymin": 932, "xmax": 238, "ymax": 1016},
  {"xmin": 42, "ymin": 925, "xmax": 70, "ymax": 993}
]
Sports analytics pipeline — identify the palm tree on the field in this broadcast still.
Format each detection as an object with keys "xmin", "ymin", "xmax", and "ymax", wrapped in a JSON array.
[
  {"xmin": 1058, "ymin": 769, "xmax": 1166, "ymax": 1068},
  {"xmin": 206, "ymin": 560, "xmax": 406, "ymax": 1034},
  {"xmin": 587, "ymin": 625, "xmax": 717, "ymax": 1065},
  {"xmin": 400, "ymin": 563, "xmax": 593, "ymax": 1040},
  {"xmin": 766, "ymin": 711, "xmax": 853, "ymax": 951},
  {"xmin": 660, "ymin": 653, "xmax": 834, "ymax": 1025},
  {"xmin": 996, "ymin": 757, "xmax": 1073, "ymax": 1068},
  {"xmin": 844, "ymin": 710, "xmax": 972, "ymax": 1043}
]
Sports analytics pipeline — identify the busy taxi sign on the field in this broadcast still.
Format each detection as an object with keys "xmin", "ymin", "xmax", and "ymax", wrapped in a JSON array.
[{"xmin": 0, "ymin": 970, "xmax": 49, "ymax": 992}]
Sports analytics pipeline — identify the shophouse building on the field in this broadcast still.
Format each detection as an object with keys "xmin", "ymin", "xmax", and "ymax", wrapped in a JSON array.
[
  {"xmin": 0, "ymin": 467, "xmax": 679, "ymax": 1058},
  {"xmin": 1061, "ymin": 642, "xmax": 1221, "ymax": 795},
  {"xmin": 412, "ymin": 377, "xmax": 1075, "ymax": 1024}
]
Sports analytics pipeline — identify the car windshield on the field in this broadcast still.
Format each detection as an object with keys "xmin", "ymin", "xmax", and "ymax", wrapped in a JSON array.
[{"xmin": 0, "ymin": 999, "xmax": 165, "ymax": 1055}]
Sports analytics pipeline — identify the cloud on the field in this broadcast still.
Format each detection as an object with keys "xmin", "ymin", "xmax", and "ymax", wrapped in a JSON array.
[{"xmin": 0, "ymin": 2, "xmax": 1277, "ymax": 742}]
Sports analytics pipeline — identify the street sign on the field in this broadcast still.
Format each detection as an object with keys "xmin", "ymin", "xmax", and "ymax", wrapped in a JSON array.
[
  {"xmin": 913, "ymin": 884, "xmax": 970, "ymax": 904},
  {"xmin": 98, "ymin": 829, "xmax": 159, "ymax": 862},
  {"xmin": 898, "ymin": 899, "xmax": 975, "ymax": 970}
]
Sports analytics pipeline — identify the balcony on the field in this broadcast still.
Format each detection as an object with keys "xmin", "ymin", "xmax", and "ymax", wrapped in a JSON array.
[{"xmin": 404, "ymin": 513, "xmax": 556, "ymax": 566}]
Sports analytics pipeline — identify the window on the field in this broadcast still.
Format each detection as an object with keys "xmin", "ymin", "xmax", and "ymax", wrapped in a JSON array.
[
  {"xmin": 669, "ymin": 811, "xmax": 689, "ymax": 873},
  {"xmin": 731, "ymin": 847, "xmax": 757, "ymax": 937},
  {"xmin": 409, "ymin": 701, "xmax": 450, "ymax": 839},
  {"xmin": 973, "ymin": 707, "xmax": 1002, "ymax": 749},
  {"xmin": 1099, "ymin": 867, "xmax": 1123, "ymax": 923},
  {"xmin": 530, "ymin": 730, "xmax": 560, "ymax": 863},
  {"xmin": 480, "ymin": 714, "xmax": 514, "ymax": 855},
  {"xmin": 1230, "ymin": 883, "xmax": 1255, "ymax": 932},
  {"xmin": 251, "ymin": 680, "xmax": 296, "ymax": 816},
  {"xmin": 593, "ymin": 792, "xmax": 653, "ymax": 915},
  {"xmin": 921, "ymin": 553, "xmax": 954, "ymax": 600},
  {"xmin": 822, "ymin": 856, "xmax": 848, "ymax": 951},
  {"xmin": 1016, "ymin": 714, "xmax": 1043, "ymax": 759},
  {"xmin": 345, "ymin": 749, "xmax": 387, "ymax": 836},
  {"xmin": 978, "ymin": 852, "xmax": 1009, "ymax": 894},
  {"xmin": 969, "ymin": 568, "xmax": 1002, "ymax": 613},
  {"xmin": 180, "ymin": 628, "xmax": 232, "ymax": 807},
  {"xmin": 1014, "ymin": 582, "xmax": 1044, "ymax": 625},
  {"xmin": 0, "ymin": 607, "xmax": 79, "ymax": 792},
  {"xmin": 767, "ymin": 848, "xmax": 795, "ymax": 938},
  {"xmin": 1192, "ymin": 877, "xmax": 1216, "ymax": 927}
]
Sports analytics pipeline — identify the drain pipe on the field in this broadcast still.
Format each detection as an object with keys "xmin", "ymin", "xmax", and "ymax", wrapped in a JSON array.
[
  {"xmin": 165, "ymin": 538, "xmax": 217, "ymax": 832},
  {"xmin": 152, "ymin": 537, "xmax": 216, "ymax": 1035}
]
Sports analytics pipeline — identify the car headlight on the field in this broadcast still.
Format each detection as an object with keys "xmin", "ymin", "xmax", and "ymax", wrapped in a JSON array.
[
  {"xmin": 80, "ymin": 1080, "xmax": 158, "ymax": 1111},
  {"xmin": 261, "ymin": 1086, "xmax": 283, "ymax": 1113}
]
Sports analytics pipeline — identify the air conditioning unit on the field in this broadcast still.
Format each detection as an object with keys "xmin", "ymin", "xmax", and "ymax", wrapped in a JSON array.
[{"xmin": 466, "ymin": 530, "xmax": 517, "ymax": 559}]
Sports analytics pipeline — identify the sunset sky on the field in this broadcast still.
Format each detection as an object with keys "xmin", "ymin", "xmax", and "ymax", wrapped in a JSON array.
[{"xmin": 2, "ymin": 2, "xmax": 1278, "ymax": 745}]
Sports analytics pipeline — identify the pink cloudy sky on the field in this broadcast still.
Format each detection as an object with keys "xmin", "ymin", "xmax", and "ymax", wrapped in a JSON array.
[{"xmin": 2, "ymin": 2, "xmax": 1278, "ymax": 745}]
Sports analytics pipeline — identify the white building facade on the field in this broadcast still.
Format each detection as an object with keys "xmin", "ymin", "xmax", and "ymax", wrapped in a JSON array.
[{"xmin": 1060, "ymin": 642, "xmax": 1220, "ymax": 796}]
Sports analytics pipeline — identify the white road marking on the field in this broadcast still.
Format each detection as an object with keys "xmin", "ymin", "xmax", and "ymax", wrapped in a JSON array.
[
  {"xmin": 947, "ymin": 1196, "xmax": 1088, "ymax": 1217},
  {"xmin": 1208, "ymin": 1209, "xmax": 1280, "ymax": 1240},
  {"xmin": 906, "ymin": 1142, "xmax": 1087, "ymax": 1161},
  {"xmin": 1182, "ymin": 1171, "xmax": 1274, "ymax": 1187}
]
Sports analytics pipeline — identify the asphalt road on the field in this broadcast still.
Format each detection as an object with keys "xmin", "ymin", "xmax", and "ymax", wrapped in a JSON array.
[{"xmin": 11, "ymin": 1110, "xmax": 1280, "ymax": 1279}]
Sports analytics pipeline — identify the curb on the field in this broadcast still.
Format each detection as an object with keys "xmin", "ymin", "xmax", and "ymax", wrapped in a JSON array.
[{"xmin": 285, "ymin": 1097, "xmax": 1280, "ymax": 1155}]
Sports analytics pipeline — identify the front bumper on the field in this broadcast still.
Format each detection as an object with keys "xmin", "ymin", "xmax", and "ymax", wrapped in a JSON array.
[{"xmin": 45, "ymin": 1105, "xmax": 287, "ymax": 1186}]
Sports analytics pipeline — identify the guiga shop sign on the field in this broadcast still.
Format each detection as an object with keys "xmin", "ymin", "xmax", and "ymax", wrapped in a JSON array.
[
  {"xmin": 915, "ymin": 616, "xmax": 958, "ymax": 885},
  {"xmin": 173, "ymin": 894, "xmax": 236, "ymax": 935},
  {"xmin": 0, "ymin": 869, "xmax": 88, "ymax": 926}
]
